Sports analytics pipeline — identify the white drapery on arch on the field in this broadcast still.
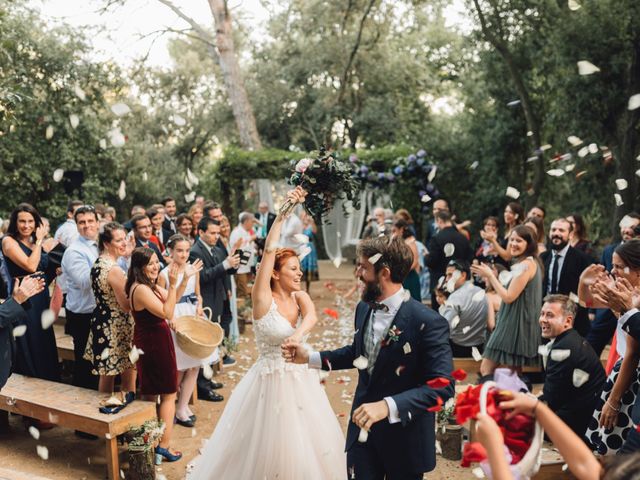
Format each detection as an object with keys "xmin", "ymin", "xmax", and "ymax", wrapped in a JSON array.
[{"xmin": 321, "ymin": 189, "xmax": 369, "ymax": 262}]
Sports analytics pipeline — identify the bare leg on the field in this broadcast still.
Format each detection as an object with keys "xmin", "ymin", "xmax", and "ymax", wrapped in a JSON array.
[
  {"xmin": 176, "ymin": 368, "xmax": 198, "ymax": 419},
  {"xmin": 120, "ymin": 368, "xmax": 137, "ymax": 393},
  {"xmin": 98, "ymin": 375, "xmax": 115, "ymax": 394},
  {"xmin": 157, "ymin": 393, "xmax": 177, "ymax": 450}
]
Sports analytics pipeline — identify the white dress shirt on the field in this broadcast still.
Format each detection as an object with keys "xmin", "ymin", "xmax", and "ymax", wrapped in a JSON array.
[
  {"xmin": 229, "ymin": 225, "xmax": 255, "ymax": 274},
  {"xmin": 309, "ymin": 287, "xmax": 406, "ymax": 424}
]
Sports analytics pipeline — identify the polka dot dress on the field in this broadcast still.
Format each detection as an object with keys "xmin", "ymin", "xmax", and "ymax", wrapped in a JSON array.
[{"xmin": 586, "ymin": 358, "xmax": 640, "ymax": 455}]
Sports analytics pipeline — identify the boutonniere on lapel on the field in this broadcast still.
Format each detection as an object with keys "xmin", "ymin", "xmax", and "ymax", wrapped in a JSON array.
[{"xmin": 381, "ymin": 325, "xmax": 402, "ymax": 348}]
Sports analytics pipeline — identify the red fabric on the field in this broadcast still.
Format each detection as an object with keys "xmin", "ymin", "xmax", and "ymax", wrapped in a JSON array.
[{"xmin": 605, "ymin": 331, "xmax": 620, "ymax": 375}]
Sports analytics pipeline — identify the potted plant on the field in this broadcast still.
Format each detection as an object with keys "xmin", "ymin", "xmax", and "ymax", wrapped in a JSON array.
[
  {"xmin": 126, "ymin": 419, "xmax": 165, "ymax": 480},
  {"xmin": 436, "ymin": 398, "xmax": 462, "ymax": 460}
]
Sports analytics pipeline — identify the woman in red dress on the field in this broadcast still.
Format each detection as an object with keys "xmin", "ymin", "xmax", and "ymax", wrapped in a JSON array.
[{"xmin": 125, "ymin": 247, "xmax": 201, "ymax": 464}]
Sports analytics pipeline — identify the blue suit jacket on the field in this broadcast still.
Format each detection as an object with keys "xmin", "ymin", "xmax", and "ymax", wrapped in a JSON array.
[{"xmin": 320, "ymin": 298, "xmax": 454, "ymax": 475}]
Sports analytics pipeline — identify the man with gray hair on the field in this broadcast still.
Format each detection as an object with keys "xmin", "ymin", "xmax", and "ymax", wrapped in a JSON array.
[
  {"xmin": 230, "ymin": 212, "xmax": 257, "ymax": 304},
  {"xmin": 538, "ymin": 294, "xmax": 605, "ymax": 441},
  {"xmin": 255, "ymin": 201, "xmax": 276, "ymax": 239}
]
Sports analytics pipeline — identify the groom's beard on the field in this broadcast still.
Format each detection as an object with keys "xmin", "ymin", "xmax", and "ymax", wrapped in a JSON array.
[{"xmin": 361, "ymin": 280, "xmax": 382, "ymax": 303}]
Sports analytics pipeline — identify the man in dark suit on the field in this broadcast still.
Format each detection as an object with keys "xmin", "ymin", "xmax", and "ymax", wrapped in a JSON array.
[
  {"xmin": 425, "ymin": 209, "xmax": 473, "ymax": 309},
  {"xmin": 540, "ymin": 218, "xmax": 594, "ymax": 337},
  {"xmin": 423, "ymin": 198, "xmax": 449, "ymax": 246},
  {"xmin": 122, "ymin": 205, "xmax": 145, "ymax": 232},
  {"xmin": 284, "ymin": 236, "xmax": 454, "ymax": 479},
  {"xmin": 131, "ymin": 214, "xmax": 167, "ymax": 268},
  {"xmin": 539, "ymin": 294, "xmax": 605, "ymax": 441},
  {"xmin": 190, "ymin": 218, "xmax": 240, "ymax": 400},
  {"xmin": 255, "ymin": 201, "xmax": 276, "ymax": 239},
  {"xmin": 587, "ymin": 213, "xmax": 640, "ymax": 355},
  {"xmin": 161, "ymin": 196, "xmax": 178, "ymax": 234},
  {"xmin": 1, "ymin": 276, "xmax": 45, "ymax": 390}
]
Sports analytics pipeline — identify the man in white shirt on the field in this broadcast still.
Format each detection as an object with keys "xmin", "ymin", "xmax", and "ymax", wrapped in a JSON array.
[
  {"xmin": 54, "ymin": 200, "xmax": 83, "ymax": 248},
  {"xmin": 229, "ymin": 212, "xmax": 256, "ymax": 304},
  {"xmin": 279, "ymin": 212, "xmax": 304, "ymax": 252}
]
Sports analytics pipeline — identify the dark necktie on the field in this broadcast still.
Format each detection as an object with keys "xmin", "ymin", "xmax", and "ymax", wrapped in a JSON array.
[
  {"xmin": 368, "ymin": 301, "xmax": 389, "ymax": 312},
  {"xmin": 550, "ymin": 253, "xmax": 560, "ymax": 293}
]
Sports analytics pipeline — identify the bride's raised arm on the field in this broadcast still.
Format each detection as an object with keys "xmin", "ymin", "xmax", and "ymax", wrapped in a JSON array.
[
  {"xmin": 252, "ymin": 187, "xmax": 307, "ymax": 319},
  {"xmin": 286, "ymin": 291, "xmax": 319, "ymax": 344}
]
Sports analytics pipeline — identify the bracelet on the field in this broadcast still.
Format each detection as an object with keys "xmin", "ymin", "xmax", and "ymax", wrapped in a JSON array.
[{"xmin": 605, "ymin": 400, "xmax": 620, "ymax": 412}]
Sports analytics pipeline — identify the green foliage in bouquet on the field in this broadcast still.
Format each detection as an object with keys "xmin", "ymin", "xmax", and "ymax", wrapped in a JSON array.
[
  {"xmin": 126, "ymin": 419, "xmax": 166, "ymax": 452},
  {"xmin": 286, "ymin": 147, "xmax": 362, "ymax": 223}
]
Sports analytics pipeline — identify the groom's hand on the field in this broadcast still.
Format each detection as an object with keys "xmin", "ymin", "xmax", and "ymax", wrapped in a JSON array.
[
  {"xmin": 281, "ymin": 341, "xmax": 309, "ymax": 364},
  {"xmin": 352, "ymin": 401, "xmax": 389, "ymax": 430}
]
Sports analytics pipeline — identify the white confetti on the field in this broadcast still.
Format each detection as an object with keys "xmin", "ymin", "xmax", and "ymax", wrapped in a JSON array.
[
  {"xmin": 403, "ymin": 342, "xmax": 412, "ymax": 354},
  {"xmin": 395, "ymin": 366, "xmax": 406, "ymax": 376},
  {"xmin": 567, "ymin": 135, "xmax": 583, "ymax": 146},
  {"xmin": 184, "ymin": 191, "xmax": 196, "ymax": 203},
  {"xmin": 565, "ymin": 163, "xmax": 575, "ymax": 172},
  {"xmin": 173, "ymin": 114, "xmax": 186, "ymax": 126},
  {"xmin": 588, "ymin": 143, "xmax": 599, "ymax": 154},
  {"xmin": 203, "ymin": 363, "xmax": 214, "ymax": 380},
  {"xmin": 45, "ymin": 125, "xmax": 54, "ymax": 140},
  {"xmin": 142, "ymin": 172, "xmax": 148, "ymax": 182},
  {"xmin": 435, "ymin": 440, "xmax": 442, "ymax": 455},
  {"xmin": 368, "ymin": 253, "xmax": 382, "ymax": 265},
  {"xmin": 117, "ymin": 180, "xmax": 126, "ymax": 200},
  {"xmin": 186, "ymin": 168, "xmax": 199, "ymax": 186},
  {"xmin": 69, "ymin": 114, "xmax": 79, "ymax": 129},
  {"xmin": 29, "ymin": 426, "xmax": 40, "ymax": 440},
  {"xmin": 498, "ymin": 270, "xmax": 513, "ymax": 286},
  {"xmin": 472, "ymin": 290, "xmax": 486, "ymax": 302},
  {"xmin": 569, "ymin": 292, "xmax": 580, "ymax": 304},
  {"xmin": 53, "ymin": 169, "xmax": 64, "ymax": 182},
  {"xmin": 99, "ymin": 138, "xmax": 107, "ymax": 150},
  {"xmin": 443, "ymin": 243, "xmax": 455, "ymax": 257},
  {"xmin": 12, "ymin": 325, "xmax": 27, "ymax": 337},
  {"xmin": 353, "ymin": 356, "xmax": 368, "ymax": 370},
  {"xmin": 550, "ymin": 349, "xmax": 571, "ymax": 362},
  {"xmin": 73, "ymin": 83, "xmax": 86, "ymax": 101},
  {"xmin": 577, "ymin": 60, "xmax": 600, "ymax": 75},
  {"xmin": 505, "ymin": 186, "xmax": 520, "ymax": 199},
  {"xmin": 615, "ymin": 193, "xmax": 624, "ymax": 207},
  {"xmin": 446, "ymin": 278, "xmax": 456, "ymax": 293},
  {"xmin": 41, "ymin": 309, "xmax": 55, "ymax": 329},
  {"xmin": 332, "ymin": 257, "xmax": 343, "ymax": 268},
  {"xmin": 573, "ymin": 368, "xmax": 590, "ymax": 387},
  {"xmin": 462, "ymin": 326, "xmax": 471, "ymax": 334},
  {"xmin": 402, "ymin": 289, "xmax": 411, "ymax": 302},
  {"xmin": 578, "ymin": 146, "xmax": 589, "ymax": 157},
  {"xmin": 358, "ymin": 428, "xmax": 369, "ymax": 443},
  {"xmin": 547, "ymin": 169, "xmax": 565, "ymax": 177},
  {"xmin": 628, "ymin": 94, "xmax": 640, "ymax": 111},
  {"xmin": 562, "ymin": 464, "xmax": 569, "ymax": 472},
  {"xmin": 298, "ymin": 246, "xmax": 312, "ymax": 261},
  {"xmin": 421, "ymin": 194, "xmax": 431, "ymax": 203},
  {"xmin": 568, "ymin": 0, "xmax": 581, "ymax": 10},
  {"xmin": 470, "ymin": 161, "xmax": 479, "ymax": 169},
  {"xmin": 451, "ymin": 315, "xmax": 460, "ymax": 329},
  {"xmin": 108, "ymin": 128, "xmax": 125, "ymax": 147},
  {"xmin": 472, "ymin": 467, "xmax": 485, "ymax": 478},
  {"xmin": 471, "ymin": 347, "xmax": 482, "ymax": 362},
  {"xmin": 538, "ymin": 344, "xmax": 551, "ymax": 357},
  {"xmin": 111, "ymin": 102, "xmax": 131, "ymax": 117},
  {"xmin": 293, "ymin": 234, "xmax": 309, "ymax": 244},
  {"xmin": 616, "ymin": 179, "xmax": 628, "ymax": 190},
  {"xmin": 511, "ymin": 262, "xmax": 529, "ymax": 279},
  {"xmin": 128, "ymin": 346, "xmax": 144, "ymax": 364},
  {"xmin": 428, "ymin": 166, "xmax": 437, "ymax": 183},
  {"xmin": 539, "ymin": 144, "xmax": 552, "ymax": 151},
  {"xmin": 36, "ymin": 445, "xmax": 49, "ymax": 460},
  {"xmin": 100, "ymin": 348, "xmax": 110, "ymax": 360}
]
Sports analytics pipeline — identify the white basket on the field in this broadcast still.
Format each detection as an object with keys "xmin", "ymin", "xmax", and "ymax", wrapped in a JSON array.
[{"xmin": 479, "ymin": 381, "xmax": 544, "ymax": 479}]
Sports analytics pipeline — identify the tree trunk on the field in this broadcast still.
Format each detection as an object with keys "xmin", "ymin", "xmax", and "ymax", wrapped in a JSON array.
[{"xmin": 207, "ymin": 0, "xmax": 262, "ymax": 150}]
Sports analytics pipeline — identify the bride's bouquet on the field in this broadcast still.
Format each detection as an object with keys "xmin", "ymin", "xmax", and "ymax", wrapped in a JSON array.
[{"xmin": 280, "ymin": 147, "xmax": 362, "ymax": 223}]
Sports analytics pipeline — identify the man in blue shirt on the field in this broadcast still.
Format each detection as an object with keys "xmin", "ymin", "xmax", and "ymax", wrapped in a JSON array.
[{"xmin": 60, "ymin": 205, "xmax": 99, "ymax": 392}]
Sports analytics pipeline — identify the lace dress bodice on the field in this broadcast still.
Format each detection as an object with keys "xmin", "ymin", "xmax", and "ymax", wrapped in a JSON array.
[{"xmin": 253, "ymin": 300, "xmax": 308, "ymax": 375}]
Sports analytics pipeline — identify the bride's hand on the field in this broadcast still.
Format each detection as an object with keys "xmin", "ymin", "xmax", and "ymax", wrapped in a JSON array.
[
  {"xmin": 284, "ymin": 331, "xmax": 304, "ymax": 346},
  {"xmin": 287, "ymin": 187, "xmax": 307, "ymax": 205}
]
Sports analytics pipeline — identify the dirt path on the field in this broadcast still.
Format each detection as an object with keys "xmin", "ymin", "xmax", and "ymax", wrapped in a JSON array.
[{"xmin": 0, "ymin": 262, "xmax": 474, "ymax": 479}]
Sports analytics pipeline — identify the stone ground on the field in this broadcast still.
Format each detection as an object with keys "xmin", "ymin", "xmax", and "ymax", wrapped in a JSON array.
[{"xmin": 0, "ymin": 261, "xmax": 480, "ymax": 480}]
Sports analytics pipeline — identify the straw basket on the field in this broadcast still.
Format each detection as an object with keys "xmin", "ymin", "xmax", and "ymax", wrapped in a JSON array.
[
  {"xmin": 174, "ymin": 307, "xmax": 224, "ymax": 359},
  {"xmin": 480, "ymin": 381, "xmax": 544, "ymax": 479}
]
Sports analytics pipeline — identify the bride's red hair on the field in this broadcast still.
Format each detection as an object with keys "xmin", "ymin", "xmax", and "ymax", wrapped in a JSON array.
[{"xmin": 271, "ymin": 248, "xmax": 299, "ymax": 288}]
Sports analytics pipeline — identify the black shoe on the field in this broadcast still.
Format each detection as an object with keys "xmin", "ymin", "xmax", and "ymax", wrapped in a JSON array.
[
  {"xmin": 222, "ymin": 355, "xmax": 236, "ymax": 366},
  {"xmin": 209, "ymin": 381, "xmax": 223, "ymax": 390},
  {"xmin": 189, "ymin": 414, "xmax": 196, "ymax": 422},
  {"xmin": 198, "ymin": 389, "xmax": 224, "ymax": 402},
  {"xmin": 175, "ymin": 416, "xmax": 195, "ymax": 428},
  {"xmin": 75, "ymin": 430, "xmax": 98, "ymax": 440}
]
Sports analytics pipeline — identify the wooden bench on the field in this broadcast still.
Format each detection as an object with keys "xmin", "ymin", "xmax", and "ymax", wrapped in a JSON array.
[{"xmin": 0, "ymin": 374, "xmax": 156, "ymax": 480}]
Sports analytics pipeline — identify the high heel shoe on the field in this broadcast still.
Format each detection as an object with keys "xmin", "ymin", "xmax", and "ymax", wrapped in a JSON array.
[{"xmin": 155, "ymin": 446, "xmax": 182, "ymax": 465}]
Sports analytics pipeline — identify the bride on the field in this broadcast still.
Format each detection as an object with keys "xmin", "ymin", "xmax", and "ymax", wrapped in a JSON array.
[{"xmin": 187, "ymin": 187, "xmax": 346, "ymax": 479}]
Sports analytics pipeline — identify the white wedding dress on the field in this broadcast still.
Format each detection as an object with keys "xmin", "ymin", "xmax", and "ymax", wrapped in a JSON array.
[{"xmin": 187, "ymin": 300, "xmax": 347, "ymax": 480}]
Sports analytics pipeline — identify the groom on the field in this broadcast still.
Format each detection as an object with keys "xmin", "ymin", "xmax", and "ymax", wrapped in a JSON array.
[{"xmin": 283, "ymin": 236, "xmax": 454, "ymax": 479}]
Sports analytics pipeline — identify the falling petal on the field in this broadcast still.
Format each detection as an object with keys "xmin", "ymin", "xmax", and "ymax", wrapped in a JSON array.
[
  {"xmin": 526, "ymin": 131, "xmax": 533, "ymax": 137},
  {"xmin": 45, "ymin": 125, "xmax": 54, "ymax": 140},
  {"xmin": 332, "ymin": 257, "xmax": 343, "ymax": 268},
  {"xmin": 173, "ymin": 115, "xmax": 187, "ymax": 126},
  {"xmin": 36, "ymin": 445, "xmax": 49, "ymax": 460},
  {"xmin": 128, "ymin": 346, "xmax": 144, "ymax": 364},
  {"xmin": 395, "ymin": 365, "xmax": 406, "ymax": 376},
  {"xmin": 567, "ymin": 135, "xmax": 583, "ymax": 146},
  {"xmin": 12, "ymin": 325, "xmax": 27, "ymax": 337},
  {"xmin": 588, "ymin": 143, "xmax": 598, "ymax": 154},
  {"xmin": 41, "ymin": 309, "xmax": 55, "ymax": 329},
  {"xmin": 203, "ymin": 363, "xmax": 214, "ymax": 379},
  {"xmin": 368, "ymin": 253, "xmax": 382, "ymax": 265},
  {"xmin": 526, "ymin": 156, "xmax": 538, "ymax": 163},
  {"xmin": 615, "ymin": 193, "xmax": 624, "ymax": 207},
  {"xmin": 142, "ymin": 172, "xmax": 148, "ymax": 182},
  {"xmin": 111, "ymin": 102, "xmax": 131, "ymax": 117},
  {"xmin": 403, "ymin": 342, "xmax": 412, "ymax": 354},
  {"xmin": 562, "ymin": 464, "xmax": 569, "ymax": 472},
  {"xmin": 184, "ymin": 191, "xmax": 196, "ymax": 203},
  {"xmin": 565, "ymin": 164, "xmax": 575, "ymax": 172},
  {"xmin": 118, "ymin": 180, "xmax": 126, "ymax": 200},
  {"xmin": 471, "ymin": 347, "xmax": 482, "ymax": 362},
  {"xmin": 451, "ymin": 316, "xmax": 460, "ymax": 329},
  {"xmin": 108, "ymin": 128, "xmax": 125, "ymax": 148},
  {"xmin": 577, "ymin": 60, "xmax": 600, "ymax": 75},
  {"xmin": 550, "ymin": 349, "xmax": 571, "ymax": 362},
  {"xmin": 628, "ymin": 94, "xmax": 640, "ymax": 111},
  {"xmin": 470, "ymin": 161, "xmax": 479, "ymax": 169},
  {"xmin": 578, "ymin": 146, "xmax": 589, "ymax": 157},
  {"xmin": 443, "ymin": 243, "xmax": 455, "ymax": 257},
  {"xmin": 73, "ymin": 83, "xmax": 86, "ymax": 101},
  {"xmin": 472, "ymin": 290, "xmax": 486, "ymax": 302},
  {"xmin": 547, "ymin": 169, "xmax": 565, "ymax": 177},
  {"xmin": 445, "ymin": 278, "xmax": 456, "ymax": 293},
  {"xmin": 358, "ymin": 428, "xmax": 369, "ymax": 443},
  {"xmin": 353, "ymin": 356, "xmax": 368, "ymax": 370},
  {"xmin": 53, "ymin": 169, "xmax": 64, "ymax": 182},
  {"xmin": 569, "ymin": 292, "xmax": 581, "ymax": 304},
  {"xmin": 568, "ymin": 0, "xmax": 581, "ymax": 10},
  {"xmin": 505, "ymin": 186, "xmax": 520, "ymax": 199},
  {"xmin": 99, "ymin": 138, "xmax": 107, "ymax": 150},
  {"xmin": 186, "ymin": 168, "xmax": 199, "ymax": 186},
  {"xmin": 506, "ymin": 100, "xmax": 520, "ymax": 107},
  {"xmin": 540, "ymin": 144, "xmax": 552, "ymax": 151},
  {"xmin": 29, "ymin": 426, "xmax": 40, "ymax": 440},
  {"xmin": 576, "ymin": 170, "xmax": 588, "ymax": 179},
  {"xmin": 435, "ymin": 440, "xmax": 442, "ymax": 455},
  {"xmin": 572, "ymin": 368, "xmax": 590, "ymax": 387},
  {"xmin": 421, "ymin": 194, "xmax": 431, "ymax": 203},
  {"xmin": 69, "ymin": 114, "xmax": 79, "ymax": 129},
  {"xmin": 498, "ymin": 270, "xmax": 513, "ymax": 286},
  {"xmin": 616, "ymin": 179, "xmax": 628, "ymax": 190},
  {"xmin": 427, "ymin": 166, "xmax": 437, "ymax": 183},
  {"xmin": 293, "ymin": 234, "xmax": 310, "ymax": 244},
  {"xmin": 462, "ymin": 326, "xmax": 471, "ymax": 334},
  {"xmin": 402, "ymin": 290, "xmax": 411, "ymax": 302},
  {"xmin": 298, "ymin": 246, "xmax": 312, "ymax": 261}
]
